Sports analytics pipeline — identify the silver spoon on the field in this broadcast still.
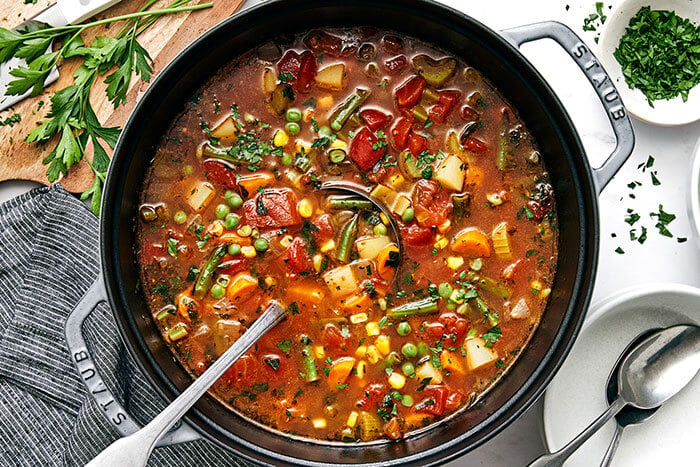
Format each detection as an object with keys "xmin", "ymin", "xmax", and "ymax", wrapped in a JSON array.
[
  {"xmin": 529, "ymin": 324, "xmax": 700, "ymax": 467},
  {"xmin": 86, "ymin": 301, "xmax": 287, "ymax": 467},
  {"xmin": 599, "ymin": 329, "xmax": 661, "ymax": 467}
]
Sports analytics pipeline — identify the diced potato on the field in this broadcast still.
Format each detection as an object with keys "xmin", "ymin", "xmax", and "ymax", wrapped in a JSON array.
[
  {"xmin": 414, "ymin": 361, "xmax": 443, "ymax": 385},
  {"xmin": 446, "ymin": 256, "xmax": 464, "ymax": 270},
  {"xmin": 386, "ymin": 174, "xmax": 405, "ymax": 190},
  {"xmin": 464, "ymin": 337, "xmax": 498, "ymax": 370},
  {"xmin": 434, "ymin": 154, "xmax": 466, "ymax": 191},
  {"xmin": 391, "ymin": 195, "xmax": 411, "ymax": 217},
  {"xmin": 312, "ymin": 418, "xmax": 327, "ymax": 429},
  {"xmin": 366, "ymin": 345, "xmax": 381, "ymax": 363},
  {"xmin": 510, "ymin": 298, "xmax": 531, "ymax": 319},
  {"xmin": 187, "ymin": 182, "xmax": 215, "ymax": 211},
  {"xmin": 287, "ymin": 283, "xmax": 325, "ymax": 306},
  {"xmin": 214, "ymin": 319, "xmax": 243, "ymax": 354},
  {"xmin": 323, "ymin": 265, "xmax": 357, "ymax": 297},
  {"xmin": 315, "ymin": 63, "xmax": 347, "ymax": 91},
  {"xmin": 356, "ymin": 235, "xmax": 391, "ymax": 260},
  {"xmin": 492, "ymin": 221, "xmax": 512, "ymax": 259},
  {"xmin": 370, "ymin": 184, "xmax": 397, "ymax": 206},
  {"xmin": 262, "ymin": 66, "xmax": 277, "ymax": 94},
  {"xmin": 350, "ymin": 312, "xmax": 369, "ymax": 324},
  {"xmin": 211, "ymin": 117, "xmax": 238, "ymax": 144}
]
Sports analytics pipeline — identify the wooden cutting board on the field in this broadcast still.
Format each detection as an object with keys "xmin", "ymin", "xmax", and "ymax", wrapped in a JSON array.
[{"xmin": 0, "ymin": 0, "xmax": 245, "ymax": 193}]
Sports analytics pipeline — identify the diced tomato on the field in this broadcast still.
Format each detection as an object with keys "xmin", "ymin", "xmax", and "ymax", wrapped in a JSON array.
[
  {"xmin": 423, "ymin": 321, "xmax": 445, "ymax": 340},
  {"xmin": 141, "ymin": 242, "xmax": 167, "ymax": 260},
  {"xmin": 360, "ymin": 108, "xmax": 392, "ymax": 130},
  {"xmin": 461, "ymin": 136, "xmax": 489, "ymax": 154},
  {"xmin": 401, "ymin": 223, "xmax": 433, "ymax": 246},
  {"xmin": 349, "ymin": 127, "xmax": 385, "ymax": 171},
  {"xmin": 224, "ymin": 354, "xmax": 258, "ymax": 388},
  {"xmin": 202, "ymin": 159, "xmax": 238, "ymax": 189},
  {"xmin": 357, "ymin": 383, "xmax": 385, "ymax": 410},
  {"xmin": 428, "ymin": 90, "xmax": 461, "ymax": 123},
  {"xmin": 412, "ymin": 180, "xmax": 453, "ymax": 229},
  {"xmin": 217, "ymin": 258, "xmax": 249, "ymax": 276},
  {"xmin": 321, "ymin": 324, "xmax": 350, "ymax": 351},
  {"xmin": 438, "ymin": 312, "xmax": 468, "ymax": 340},
  {"xmin": 285, "ymin": 237, "xmax": 312, "ymax": 273},
  {"xmin": 416, "ymin": 386, "xmax": 448, "ymax": 416},
  {"xmin": 384, "ymin": 418, "xmax": 402, "ymax": 440},
  {"xmin": 444, "ymin": 390, "xmax": 464, "ymax": 412},
  {"xmin": 390, "ymin": 117, "xmax": 412, "ymax": 150},
  {"xmin": 407, "ymin": 131, "xmax": 426, "ymax": 156},
  {"xmin": 303, "ymin": 30, "xmax": 344, "ymax": 56},
  {"xmin": 381, "ymin": 34, "xmax": 404, "ymax": 55},
  {"xmin": 313, "ymin": 213, "xmax": 334, "ymax": 240},
  {"xmin": 243, "ymin": 189, "xmax": 301, "ymax": 228},
  {"xmin": 394, "ymin": 75, "xmax": 426, "ymax": 108},
  {"xmin": 276, "ymin": 50, "xmax": 317, "ymax": 92},
  {"xmin": 384, "ymin": 55, "xmax": 407, "ymax": 73},
  {"xmin": 527, "ymin": 199, "xmax": 546, "ymax": 222},
  {"xmin": 461, "ymin": 105, "xmax": 479, "ymax": 121},
  {"xmin": 502, "ymin": 259, "xmax": 522, "ymax": 281}
]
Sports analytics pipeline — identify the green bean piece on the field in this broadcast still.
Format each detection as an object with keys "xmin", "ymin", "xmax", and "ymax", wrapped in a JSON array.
[
  {"xmin": 286, "ymin": 107, "xmax": 302, "ymax": 122},
  {"xmin": 387, "ymin": 297, "xmax": 439, "ymax": 318},
  {"xmin": 327, "ymin": 196, "xmax": 373, "ymax": 210},
  {"xmin": 411, "ymin": 105, "xmax": 428, "ymax": 123},
  {"xmin": 295, "ymin": 149, "xmax": 317, "ymax": 172},
  {"xmin": 285, "ymin": 121, "xmax": 301, "ymax": 136},
  {"xmin": 401, "ymin": 394, "xmax": 414, "ymax": 407},
  {"xmin": 467, "ymin": 271, "xmax": 512, "ymax": 299},
  {"xmin": 336, "ymin": 214, "xmax": 359, "ymax": 263},
  {"xmin": 301, "ymin": 344, "xmax": 319, "ymax": 383},
  {"xmin": 194, "ymin": 245, "xmax": 227, "ymax": 299},
  {"xmin": 452, "ymin": 192, "xmax": 471, "ymax": 219},
  {"xmin": 329, "ymin": 149, "xmax": 346, "ymax": 163},
  {"xmin": 496, "ymin": 114, "xmax": 510, "ymax": 171},
  {"xmin": 200, "ymin": 142, "xmax": 252, "ymax": 166},
  {"xmin": 329, "ymin": 88, "xmax": 371, "ymax": 131}
]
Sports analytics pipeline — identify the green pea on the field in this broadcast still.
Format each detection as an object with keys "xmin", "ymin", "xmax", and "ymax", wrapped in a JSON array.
[
  {"xmin": 215, "ymin": 204, "xmax": 230, "ymax": 219},
  {"xmin": 438, "ymin": 282, "xmax": 454, "ymax": 299},
  {"xmin": 227, "ymin": 193, "xmax": 243, "ymax": 209},
  {"xmin": 183, "ymin": 165, "xmax": 193, "ymax": 176},
  {"xmin": 396, "ymin": 321, "xmax": 412, "ymax": 336},
  {"xmin": 228, "ymin": 244, "xmax": 241, "ymax": 256},
  {"xmin": 401, "ymin": 343, "xmax": 418, "ymax": 358},
  {"xmin": 318, "ymin": 125, "xmax": 332, "ymax": 137},
  {"xmin": 254, "ymin": 238, "xmax": 269, "ymax": 252},
  {"xmin": 211, "ymin": 284, "xmax": 225, "ymax": 299},
  {"xmin": 401, "ymin": 394, "xmax": 414, "ymax": 407},
  {"xmin": 373, "ymin": 223, "xmax": 388, "ymax": 236},
  {"xmin": 285, "ymin": 122, "xmax": 301, "ymax": 136},
  {"xmin": 417, "ymin": 342, "xmax": 429, "ymax": 356},
  {"xmin": 329, "ymin": 149, "xmax": 346, "ymax": 163},
  {"xmin": 281, "ymin": 152, "xmax": 293, "ymax": 165},
  {"xmin": 224, "ymin": 213, "xmax": 240, "ymax": 230},
  {"xmin": 173, "ymin": 211, "xmax": 187, "ymax": 224},
  {"xmin": 402, "ymin": 207, "xmax": 415, "ymax": 222},
  {"xmin": 401, "ymin": 362, "xmax": 415, "ymax": 376},
  {"xmin": 286, "ymin": 107, "xmax": 302, "ymax": 122}
]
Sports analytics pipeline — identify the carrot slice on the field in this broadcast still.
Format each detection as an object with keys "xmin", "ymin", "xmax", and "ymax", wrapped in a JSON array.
[
  {"xmin": 327, "ymin": 357, "xmax": 356, "ymax": 389},
  {"xmin": 287, "ymin": 283, "xmax": 325, "ymax": 307},
  {"xmin": 227, "ymin": 272, "xmax": 258, "ymax": 302},
  {"xmin": 377, "ymin": 243, "xmax": 400, "ymax": 280},
  {"xmin": 342, "ymin": 293, "xmax": 371, "ymax": 311},
  {"xmin": 451, "ymin": 227, "xmax": 491, "ymax": 257},
  {"xmin": 238, "ymin": 171, "xmax": 274, "ymax": 194}
]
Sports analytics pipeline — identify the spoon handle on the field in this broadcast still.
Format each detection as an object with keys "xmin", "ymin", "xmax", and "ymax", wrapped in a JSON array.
[
  {"xmin": 86, "ymin": 301, "xmax": 286, "ymax": 467},
  {"xmin": 529, "ymin": 397, "xmax": 626, "ymax": 467},
  {"xmin": 599, "ymin": 423, "xmax": 624, "ymax": 467}
]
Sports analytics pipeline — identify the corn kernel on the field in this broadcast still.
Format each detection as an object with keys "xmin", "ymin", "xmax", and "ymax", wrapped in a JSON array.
[
  {"xmin": 273, "ymin": 129, "xmax": 289, "ymax": 147},
  {"xmin": 350, "ymin": 312, "xmax": 369, "ymax": 324},
  {"xmin": 366, "ymin": 345, "xmax": 381, "ymax": 364},
  {"xmin": 280, "ymin": 235, "xmax": 294, "ymax": 248},
  {"xmin": 347, "ymin": 411, "xmax": 359, "ymax": 427},
  {"xmin": 438, "ymin": 219, "xmax": 451, "ymax": 233},
  {"xmin": 312, "ymin": 418, "xmax": 327, "ymax": 429},
  {"xmin": 540, "ymin": 288, "xmax": 551, "ymax": 299},
  {"xmin": 386, "ymin": 174, "xmax": 405, "ymax": 190},
  {"xmin": 207, "ymin": 221, "xmax": 224, "ymax": 237},
  {"xmin": 241, "ymin": 246, "xmax": 257, "ymax": 258},
  {"xmin": 302, "ymin": 108, "xmax": 314, "ymax": 123},
  {"xmin": 237, "ymin": 225, "xmax": 252, "ymax": 237},
  {"xmin": 379, "ymin": 213, "xmax": 390, "ymax": 225},
  {"xmin": 297, "ymin": 198, "xmax": 313, "ymax": 218},
  {"xmin": 530, "ymin": 280, "xmax": 543, "ymax": 291},
  {"xmin": 316, "ymin": 240, "xmax": 334, "ymax": 254},
  {"xmin": 195, "ymin": 145, "xmax": 204, "ymax": 158},
  {"xmin": 355, "ymin": 345, "xmax": 367, "ymax": 358},
  {"xmin": 378, "ymin": 298, "xmax": 387, "ymax": 311},
  {"xmin": 313, "ymin": 345, "xmax": 325, "ymax": 359},
  {"xmin": 365, "ymin": 322, "xmax": 380, "ymax": 336},
  {"xmin": 330, "ymin": 139, "xmax": 347, "ymax": 149},
  {"xmin": 318, "ymin": 94, "xmax": 334, "ymax": 110},
  {"xmin": 312, "ymin": 254, "xmax": 324, "ymax": 273},
  {"xmin": 449, "ymin": 288, "xmax": 465, "ymax": 305},
  {"xmin": 264, "ymin": 276, "xmax": 277, "ymax": 288},
  {"xmin": 388, "ymin": 372, "xmax": 406, "ymax": 389},
  {"xmin": 355, "ymin": 361, "xmax": 367, "ymax": 379},
  {"xmin": 446, "ymin": 256, "xmax": 465, "ymax": 270},
  {"xmin": 434, "ymin": 236, "xmax": 449, "ymax": 250},
  {"xmin": 376, "ymin": 335, "xmax": 390, "ymax": 355}
]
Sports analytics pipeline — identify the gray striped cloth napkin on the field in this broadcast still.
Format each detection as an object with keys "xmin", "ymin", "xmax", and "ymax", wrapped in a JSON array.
[{"xmin": 0, "ymin": 185, "xmax": 249, "ymax": 466}]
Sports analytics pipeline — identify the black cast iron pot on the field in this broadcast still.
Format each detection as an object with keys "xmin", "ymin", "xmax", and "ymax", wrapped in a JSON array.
[{"xmin": 66, "ymin": 0, "xmax": 635, "ymax": 465}]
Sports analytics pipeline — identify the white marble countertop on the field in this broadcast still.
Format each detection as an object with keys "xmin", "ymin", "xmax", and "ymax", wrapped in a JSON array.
[{"xmin": 1, "ymin": 0, "xmax": 698, "ymax": 465}]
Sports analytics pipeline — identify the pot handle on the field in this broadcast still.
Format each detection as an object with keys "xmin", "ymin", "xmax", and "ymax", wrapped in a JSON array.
[
  {"xmin": 65, "ymin": 273, "xmax": 202, "ymax": 446},
  {"xmin": 501, "ymin": 21, "xmax": 635, "ymax": 194}
]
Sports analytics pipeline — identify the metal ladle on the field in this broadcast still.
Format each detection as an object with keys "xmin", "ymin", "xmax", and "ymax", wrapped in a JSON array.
[{"xmin": 529, "ymin": 324, "xmax": 700, "ymax": 467}]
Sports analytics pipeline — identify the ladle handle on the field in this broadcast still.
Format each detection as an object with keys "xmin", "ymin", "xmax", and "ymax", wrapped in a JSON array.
[{"xmin": 528, "ymin": 397, "xmax": 626, "ymax": 467}]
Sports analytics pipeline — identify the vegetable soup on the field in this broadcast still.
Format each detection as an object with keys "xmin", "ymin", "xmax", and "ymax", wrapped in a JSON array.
[{"xmin": 137, "ymin": 27, "xmax": 558, "ymax": 442}]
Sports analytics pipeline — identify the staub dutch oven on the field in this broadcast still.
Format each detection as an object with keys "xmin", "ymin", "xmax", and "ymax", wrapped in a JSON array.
[{"xmin": 65, "ymin": 0, "xmax": 634, "ymax": 465}]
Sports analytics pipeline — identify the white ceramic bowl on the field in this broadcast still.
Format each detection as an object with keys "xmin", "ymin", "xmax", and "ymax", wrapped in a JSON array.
[
  {"xmin": 689, "ymin": 136, "xmax": 700, "ymax": 245},
  {"xmin": 597, "ymin": 0, "xmax": 700, "ymax": 126},
  {"xmin": 542, "ymin": 284, "xmax": 700, "ymax": 466}
]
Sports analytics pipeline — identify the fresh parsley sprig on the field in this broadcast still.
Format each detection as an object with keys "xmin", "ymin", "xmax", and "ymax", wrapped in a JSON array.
[{"xmin": 0, "ymin": 1, "xmax": 213, "ymax": 214}]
